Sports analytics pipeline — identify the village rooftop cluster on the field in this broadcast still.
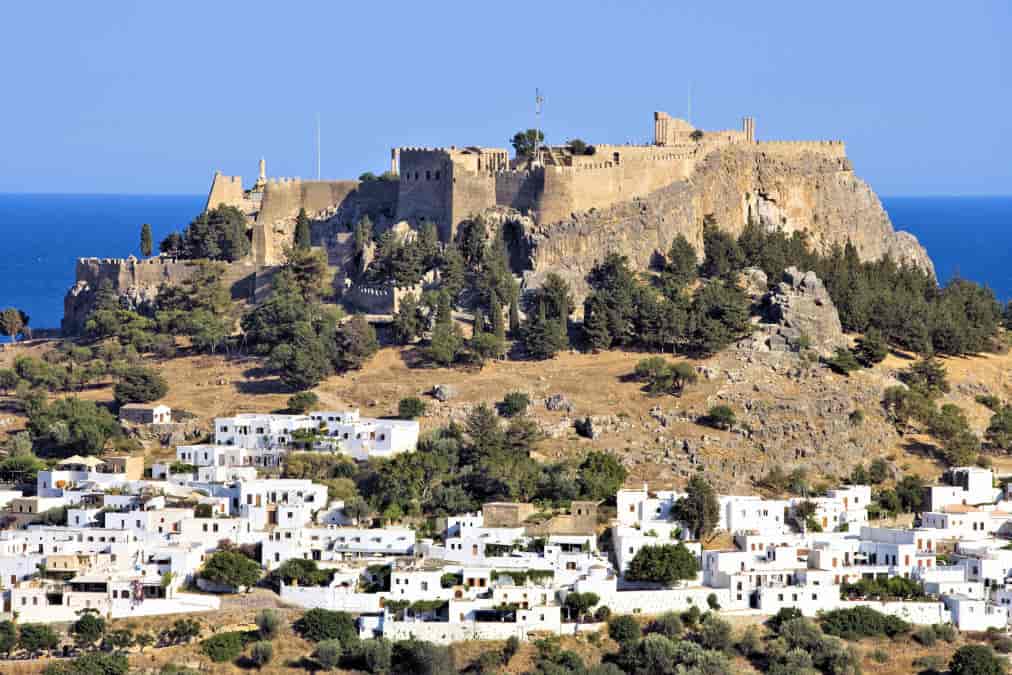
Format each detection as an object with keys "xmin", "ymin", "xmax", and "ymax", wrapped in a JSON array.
[{"xmin": 3, "ymin": 406, "xmax": 1012, "ymax": 643}]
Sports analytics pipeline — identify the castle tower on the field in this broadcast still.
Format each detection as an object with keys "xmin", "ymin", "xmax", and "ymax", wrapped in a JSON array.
[
  {"xmin": 390, "ymin": 148, "xmax": 400, "ymax": 176},
  {"xmin": 258, "ymin": 157, "xmax": 266, "ymax": 182}
]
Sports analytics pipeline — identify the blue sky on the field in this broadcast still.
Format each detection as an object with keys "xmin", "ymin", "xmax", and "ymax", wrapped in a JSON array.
[{"xmin": 2, "ymin": 1, "xmax": 1008, "ymax": 196}]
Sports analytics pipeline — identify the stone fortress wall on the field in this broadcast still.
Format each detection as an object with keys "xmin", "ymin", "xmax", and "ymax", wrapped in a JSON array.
[{"xmin": 392, "ymin": 112, "xmax": 849, "ymax": 240}]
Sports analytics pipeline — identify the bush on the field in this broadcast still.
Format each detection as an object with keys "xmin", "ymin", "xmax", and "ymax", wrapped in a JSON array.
[
  {"xmin": 765, "ymin": 607, "xmax": 803, "ymax": 634},
  {"xmin": 913, "ymin": 624, "xmax": 937, "ymax": 646},
  {"xmin": 499, "ymin": 391, "xmax": 530, "ymax": 417},
  {"xmin": 201, "ymin": 632, "xmax": 245, "ymax": 663},
  {"xmin": 934, "ymin": 622, "xmax": 958, "ymax": 643},
  {"xmin": 256, "ymin": 609, "xmax": 281, "ymax": 640},
  {"xmin": 648, "ymin": 612, "xmax": 683, "ymax": 639},
  {"xmin": 706, "ymin": 592, "xmax": 721, "ymax": 610},
  {"xmin": 398, "ymin": 397, "xmax": 427, "ymax": 420},
  {"xmin": 819, "ymin": 606, "xmax": 909, "ymax": 640},
  {"xmin": 44, "ymin": 652, "xmax": 129, "ymax": 675},
  {"xmin": 625, "ymin": 543, "xmax": 699, "ymax": 585},
  {"xmin": 593, "ymin": 606, "xmax": 612, "ymax": 623},
  {"xmin": 314, "ymin": 639, "xmax": 343, "ymax": 670},
  {"xmin": 287, "ymin": 391, "xmax": 319, "ymax": 414},
  {"xmin": 249, "ymin": 640, "xmax": 273, "ymax": 668},
  {"xmin": 295, "ymin": 609, "xmax": 358, "ymax": 644},
  {"xmin": 870, "ymin": 648, "xmax": 889, "ymax": 663},
  {"xmin": 949, "ymin": 645, "xmax": 1005, "ymax": 675},
  {"xmin": 913, "ymin": 654, "xmax": 946, "ymax": 674},
  {"xmin": 113, "ymin": 366, "xmax": 168, "ymax": 405},
  {"xmin": 992, "ymin": 636, "xmax": 1012, "ymax": 654},
  {"xmin": 696, "ymin": 613, "xmax": 733, "ymax": 652},
  {"xmin": 700, "ymin": 405, "xmax": 735, "ymax": 430},
  {"xmin": 350, "ymin": 639, "xmax": 392, "ymax": 673},
  {"xmin": 608, "ymin": 615, "xmax": 641, "ymax": 645}
]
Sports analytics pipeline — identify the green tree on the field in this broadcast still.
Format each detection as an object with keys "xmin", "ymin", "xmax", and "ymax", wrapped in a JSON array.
[
  {"xmin": 294, "ymin": 609, "xmax": 358, "ymax": 644},
  {"xmin": 287, "ymin": 391, "xmax": 319, "ymax": 414},
  {"xmin": 0, "ymin": 368, "xmax": 18, "ymax": 394},
  {"xmin": 180, "ymin": 205, "xmax": 250, "ymax": 261},
  {"xmin": 949, "ymin": 644, "xmax": 1006, "ymax": 675},
  {"xmin": 199, "ymin": 550, "xmax": 262, "ymax": 591},
  {"xmin": 113, "ymin": 366, "xmax": 168, "ymax": 405},
  {"xmin": 855, "ymin": 328, "xmax": 888, "ymax": 366},
  {"xmin": 72, "ymin": 612, "xmax": 106, "ymax": 650},
  {"xmin": 140, "ymin": 223, "xmax": 153, "ymax": 257},
  {"xmin": 201, "ymin": 632, "xmax": 245, "ymax": 662},
  {"xmin": 334, "ymin": 315, "xmax": 378, "ymax": 372},
  {"xmin": 398, "ymin": 397, "xmax": 427, "ymax": 420},
  {"xmin": 0, "ymin": 307, "xmax": 28, "ymax": 344},
  {"xmin": 700, "ymin": 405, "xmax": 736, "ymax": 431},
  {"xmin": 392, "ymin": 293, "xmax": 424, "ymax": 345},
  {"xmin": 427, "ymin": 317, "xmax": 463, "ymax": 366},
  {"xmin": 531, "ymin": 273, "xmax": 574, "ymax": 321},
  {"xmin": 19, "ymin": 623, "xmax": 60, "ymax": 656},
  {"xmin": 522, "ymin": 302, "xmax": 567, "ymax": 360},
  {"xmin": 661, "ymin": 234, "xmax": 698, "ymax": 296},
  {"xmin": 499, "ymin": 391, "xmax": 530, "ymax": 418},
  {"xmin": 633, "ymin": 357, "xmax": 698, "ymax": 396},
  {"xmin": 700, "ymin": 222, "xmax": 744, "ymax": 278},
  {"xmin": 578, "ymin": 451, "xmax": 628, "ymax": 501},
  {"xmin": 511, "ymin": 128, "xmax": 545, "ymax": 158},
  {"xmin": 294, "ymin": 208, "xmax": 312, "ymax": 250},
  {"xmin": 608, "ymin": 615, "xmax": 641, "ymax": 646},
  {"xmin": 563, "ymin": 591, "xmax": 600, "ymax": 621},
  {"xmin": 508, "ymin": 296, "xmax": 521, "ymax": 336},
  {"xmin": 687, "ymin": 279, "xmax": 751, "ymax": 356},
  {"xmin": 824, "ymin": 347, "xmax": 862, "ymax": 375},
  {"xmin": 986, "ymin": 406, "xmax": 1012, "ymax": 452},
  {"xmin": 0, "ymin": 620, "xmax": 15, "ymax": 657},
  {"xmin": 672, "ymin": 476, "xmax": 720, "ymax": 540},
  {"xmin": 28, "ymin": 396, "xmax": 120, "ymax": 456},
  {"xmin": 159, "ymin": 231, "xmax": 183, "ymax": 255},
  {"xmin": 625, "ymin": 543, "xmax": 699, "ymax": 585},
  {"xmin": 900, "ymin": 355, "xmax": 950, "ymax": 399}
]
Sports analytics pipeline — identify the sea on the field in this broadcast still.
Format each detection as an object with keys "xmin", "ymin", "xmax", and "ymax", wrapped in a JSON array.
[{"xmin": 0, "ymin": 194, "xmax": 1009, "ymax": 330}]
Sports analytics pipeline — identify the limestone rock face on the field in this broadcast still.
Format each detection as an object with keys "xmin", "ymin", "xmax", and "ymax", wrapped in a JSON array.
[
  {"xmin": 521, "ymin": 145, "xmax": 934, "ymax": 302},
  {"xmin": 755, "ymin": 267, "xmax": 845, "ymax": 355}
]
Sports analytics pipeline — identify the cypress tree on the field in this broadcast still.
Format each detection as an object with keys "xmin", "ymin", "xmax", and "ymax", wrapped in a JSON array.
[
  {"xmin": 140, "ymin": 223, "xmax": 153, "ymax": 257},
  {"xmin": 490, "ymin": 294, "xmax": 506, "ymax": 340},
  {"xmin": 294, "ymin": 208, "xmax": 311, "ymax": 250},
  {"xmin": 508, "ymin": 297, "xmax": 521, "ymax": 337}
]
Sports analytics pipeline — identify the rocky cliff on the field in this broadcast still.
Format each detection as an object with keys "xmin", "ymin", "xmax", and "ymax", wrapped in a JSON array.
[{"xmin": 522, "ymin": 145, "xmax": 933, "ymax": 299}]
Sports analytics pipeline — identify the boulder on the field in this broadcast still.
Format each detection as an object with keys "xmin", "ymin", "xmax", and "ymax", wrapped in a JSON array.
[
  {"xmin": 431, "ymin": 384, "xmax": 456, "ymax": 402},
  {"xmin": 545, "ymin": 394, "xmax": 574, "ymax": 413},
  {"xmin": 755, "ymin": 267, "xmax": 846, "ymax": 355}
]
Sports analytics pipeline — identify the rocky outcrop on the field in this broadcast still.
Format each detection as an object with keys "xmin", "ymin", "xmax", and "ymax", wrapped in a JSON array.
[
  {"xmin": 749, "ymin": 267, "xmax": 846, "ymax": 355},
  {"xmin": 521, "ymin": 145, "xmax": 933, "ymax": 300}
]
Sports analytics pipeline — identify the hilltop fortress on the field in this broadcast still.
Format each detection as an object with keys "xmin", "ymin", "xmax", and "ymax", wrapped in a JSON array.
[{"xmin": 63, "ymin": 110, "xmax": 933, "ymax": 330}]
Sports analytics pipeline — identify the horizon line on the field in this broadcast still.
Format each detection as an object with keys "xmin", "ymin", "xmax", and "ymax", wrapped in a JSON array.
[{"xmin": 2, "ymin": 191, "xmax": 1012, "ymax": 200}]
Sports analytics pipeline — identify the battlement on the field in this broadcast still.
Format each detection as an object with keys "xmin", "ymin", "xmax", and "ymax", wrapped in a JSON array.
[{"xmin": 755, "ymin": 140, "xmax": 847, "ymax": 158}]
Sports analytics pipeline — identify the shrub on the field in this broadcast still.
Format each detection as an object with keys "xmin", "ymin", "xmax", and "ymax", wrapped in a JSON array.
[
  {"xmin": 765, "ymin": 607, "xmax": 803, "ymax": 634},
  {"xmin": 256, "ymin": 609, "xmax": 281, "ymax": 640},
  {"xmin": 295, "ymin": 609, "xmax": 358, "ymax": 644},
  {"xmin": 44, "ymin": 653, "xmax": 129, "ymax": 675},
  {"xmin": 350, "ymin": 639, "xmax": 392, "ymax": 673},
  {"xmin": 949, "ymin": 644, "xmax": 1005, "ymax": 675},
  {"xmin": 593, "ymin": 606, "xmax": 612, "ymax": 622},
  {"xmin": 397, "ymin": 396, "xmax": 427, "ymax": 420},
  {"xmin": 913, "ymin": 624, "xmax": 937, "ymax": 646},
  {"xmin": 499, "ymin": 391, "xmax": 530, "ymax": 417},
  {"xmin": 200, "ymin": 632, "xmax": 245, "ymax": 663},
  {"xmin": 287, "ymin": 391, "xmax": 319, "ymax": 414},
  {"xmin": 737, "ymin": 624, "xmax": 762, "ymax": 657},
  {"xmin": 249, "ymin": 640, "xmax": 273, "ymax": 668},
  {"xmin": 608, "ymin": 615, "xmax": 641, "ymax": 645},
  {"xmin": 870, "ymin": 648, "xmax": 889, "ymax": 663},
  {"xmin": 696, "ymin": 613, "xmax": 733, "ymax": 652},
  {"xmin": 699, "ymin": 405, "xmax": 735, "ymax": 430},
  {"xmin": 824, "ymin": 347, "xmax": 862, "ymax": 375},
  {"xmin": 648, "ymin": 612, "xmax": 683, "ymax": 638},
  {"xmin": 913, "ymin": 654, "xmax": 946, "ymax": 674},
  {"xmin": 706, "ymin": 592, "xmax": 721, "ymax": 610},
  {"xmin": 934, "ymin": 622, "xmax": 958, "ymax": 643},
  {"xmin": 992, "ymin": 636, "xmax": 1012, "ymax": 654},
  {"xmin": 314, "ymin": 639, "xmax": 343, "ymax": 670},
  {"xmin": 819, "ymin": 606, "xmax": 909, "ymax": 640}
]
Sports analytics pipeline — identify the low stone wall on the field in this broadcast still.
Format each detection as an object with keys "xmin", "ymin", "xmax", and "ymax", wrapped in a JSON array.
[
  {"xmin": 383, "ymin": 620, "xmax": 524, "ymax": 645},
  {"xmin": 595, "ymin": 586, "xmax": 731, "ymax": 616},
  {"xmin": 280, "ymin": 583, "xmax": 385, "ymax": 613}
]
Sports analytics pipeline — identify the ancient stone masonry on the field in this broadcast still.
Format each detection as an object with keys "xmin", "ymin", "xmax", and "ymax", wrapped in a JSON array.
[{"xmin": 62, "ymin": 257, "xmax": 255, "ymax": 334}]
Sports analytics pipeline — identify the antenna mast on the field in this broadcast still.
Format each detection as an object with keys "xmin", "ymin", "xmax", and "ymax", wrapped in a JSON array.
[
  {"xmin": 315, "ymin": 112, "xmax": 321, "ymax": 180},
  {"xmin": 535, "ymin": 88, "xmax": 544, "ymax": 163}
]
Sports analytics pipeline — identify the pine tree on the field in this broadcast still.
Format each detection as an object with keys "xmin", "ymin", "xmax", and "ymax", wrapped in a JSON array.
[
  {"xmin": 392, "ymin": 293, "xmax": 423, "ymax": 345},
  {"xmin": 294, "ymin": 208, "xmax": 311, "ymax": 250},
  {"xmin": 522, "ymin": 302, "xmax": 566, "ymax": 360},
  {"xmin": 472, "ymin": 309, "xmax": 485, "ymax": 337},
  {"xmin": 140, "ymin": 223, "xmax": 153, "ymax": 257}
]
